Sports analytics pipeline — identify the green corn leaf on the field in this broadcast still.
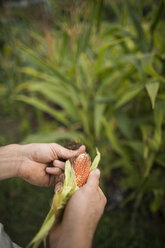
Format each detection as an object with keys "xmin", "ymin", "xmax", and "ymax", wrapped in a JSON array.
[
  {"xmin": 149, "ymin": 104, "xmax": 165, "ymax": 151},
  {"xmin": 77, "ymin": 54, "xmax": 93, "ymax": 90},
  {"xmin": 0, "ymin": 84, "xmax": 7, "ymax": 96},
  {"xmin": 110, "ymin": 1, "xmax": 122, "ymax": 20},
  {"xmin": 115, "ymin": 84, "xmax": 144, "ymax": 109},
  {"xmin": 125, "ymin": 140, "xmax": 143, "ymax": 157},
  {"xmin": 19, "ymin": 82, "xmax": 78, "ymax": 120},
  {"xmin": 125, "ymin": 0, "xmax": 147, "ymax": 52},
  {"xmin": 90, "ymin": 148, "xmax": 101, "ymax": 171},
  {"xmin": 154, "ymin": 104, "xmax": 165, "ymax": 131},
  {"xmin": 15, "ymin": 95, "xmax": 68, "ymax": 124},
  {"xmin": 103, "ymin": 118, "xmax": 129, "ymax": 162},
  {"xmin": 156, "ymin": 153, "xmax": 165, "ymax": 168},
  {"xmin": 141, "ymin": 54, "xmax": 165, "ymax": 83},
  {"xmin": 120, "ymin": 55, "xmax": 144, "ymax": 77},
  {"xmin": 150, "ymin": 0, "xmax": 164, "ymax": 35},
  {"xmin": 150, "ymin": 189, "xmax": 164, "ymax": 213},
  {"xmin": 19, "ymin": 67, "xmax": 59, "ymax": 84},
  {"xmin": 145, "ymin": 80, "xmax": 160, "ymax": 109},
  {"xmin": 96, "ymin": 0, "xmax": 103, "ymax": 32},
  {"xmin": 143, "ymin": 169, "xmax": 165, "ymax": 191},
  {"xmin": 115, "ymin": 111, "xmax": 134, "ymax": 139},
  {"xmin": 76, "ymin": 1, "xmax": 95, "ymax": 58},
  {"xmin": 95, "ymin": 38, "xmax": 128, "ymax": 76},
  {"xmin": 22, "ymin": 130, "xmax": 84, "ymax": 144},
  {"xmin": 97, "ymin": 66, "xmax": 115, "ymax": 81},
  {"xmin": 78, "ymin": 110, "xmax": 91, "ymax": 137},
  {"xmin": 18, "ymin": 43, "xmax": 77, "ymax": 89},
  {"xmin": 94, "ymin": 103, "xmax": 105, "ymax": 138}
]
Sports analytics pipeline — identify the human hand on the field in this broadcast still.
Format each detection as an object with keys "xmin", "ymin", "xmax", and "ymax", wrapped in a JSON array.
[
  {"xmin": 49, "ymin": 169, "xmax": 107, "ymax": 248},
  {"xmin": 0, "ymin": 143, "xmax": 85, "ymax": 187}
]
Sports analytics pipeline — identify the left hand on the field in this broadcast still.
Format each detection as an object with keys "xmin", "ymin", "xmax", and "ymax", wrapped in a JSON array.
[
  {"xmin": 0, "ymin": 143, "xmax": 85, "ymax": 187},
  {"xmin": 19, "ymin": 143, "xmax": 85, "ymax": 187}
]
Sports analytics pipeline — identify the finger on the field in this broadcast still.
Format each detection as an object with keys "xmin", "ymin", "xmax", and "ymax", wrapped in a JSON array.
[
  {"xmin": 54, "ymin": 182, "xmax": 63, "ymax": 193},
  {"xmin": 53, "ymin": 160, "xmax": 65, "ymax": 170},
  {"xmin": 98, "ymin": 187, "xmax": 104, "ymax": 196},
  {"xmin": 46, "ymin": 167, "xmax": 62, "ymax": 176},
  {"xmin": 51, "ymin": 143, "xmax": 86, "ymax": 160},
  {"xmin": 59, "ymin": 173, "xmax": 65, "ymax": 182},
  {"xmin": 49, "ymin": 175, "xmax": 55, "ymax": 186},
  {"xmin": 98, "ymin": 187, "xmax": 107, "ymax": 205},
  {"xmin": 76, "ymin": 145, "xmax": 86, "ymax": 155},
  {"xmin": 54, "ymin": 173, "xmax": 65, "ymax": 184},
  {"xmin": 86, "ymin": 169, "xmax": 100, "ymax": 188}
]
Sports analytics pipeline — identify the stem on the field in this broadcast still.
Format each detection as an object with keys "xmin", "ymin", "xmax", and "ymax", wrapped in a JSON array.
[
  {"xmin": 144, "ymin": 152, "xmax": 155, "ymax": 178},
  {"xmin": 134, "ymin": 152, "xmax": 155, "ymax": 209}
]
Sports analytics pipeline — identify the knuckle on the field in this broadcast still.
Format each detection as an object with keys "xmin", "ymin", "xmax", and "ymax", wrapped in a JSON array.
[{"xmin": 49, "ymin": 144, "xmax": 58, "ymax": 159}]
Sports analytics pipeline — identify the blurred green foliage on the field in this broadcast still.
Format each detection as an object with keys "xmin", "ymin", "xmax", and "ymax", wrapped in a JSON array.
[{"xmin": 0, "ymin": 0, "xmax": 165, "ymax": 247}]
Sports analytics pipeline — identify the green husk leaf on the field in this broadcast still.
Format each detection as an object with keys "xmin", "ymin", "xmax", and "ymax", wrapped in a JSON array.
[
  {"xmin": 90, "ymin": 148, "xmax": 101, "ymax": 171},
  {"xmin": 28, "ymin": 149, "xmax": 100, "ymax": 248}
]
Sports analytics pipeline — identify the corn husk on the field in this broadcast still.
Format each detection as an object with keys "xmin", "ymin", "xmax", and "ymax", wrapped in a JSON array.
[{"xmin": 27, "ymin": 148, "xmax": 100, "ymax": 248}]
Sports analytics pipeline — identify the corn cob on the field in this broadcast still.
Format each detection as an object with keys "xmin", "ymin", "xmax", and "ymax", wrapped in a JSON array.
[{"xmin": 72, "ymin": 153, "xmax": 91, "ymax": 187}]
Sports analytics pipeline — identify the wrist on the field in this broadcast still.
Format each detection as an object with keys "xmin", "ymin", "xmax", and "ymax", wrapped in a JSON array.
[
  {"xmin": 57, "ymin": 221, "xmax": 94, "ymax": 248},
  {"xmin": 0, "ymin": 144, "xmax": 24, "ymax": 180}
]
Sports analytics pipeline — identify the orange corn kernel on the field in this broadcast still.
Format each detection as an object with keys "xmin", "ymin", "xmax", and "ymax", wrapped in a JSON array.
[{"xmin": 72, "ymin": 153, "xmax": 90, "ymax": 187}]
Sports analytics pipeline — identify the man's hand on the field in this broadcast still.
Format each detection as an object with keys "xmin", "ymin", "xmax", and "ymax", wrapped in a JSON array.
[
  {"xmin": 0, "ymin": 143, "xmax": 85, "ymax": 187},
  {"xmin": 50, "ymin": 169, "xmax": 107, "ymax": 248}
]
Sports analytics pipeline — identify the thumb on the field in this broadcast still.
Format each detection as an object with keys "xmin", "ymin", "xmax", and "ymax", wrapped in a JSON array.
[
  {"xmin": 52, "ymin": 143, "xmax": 86, "ymax": 160},
  {"xmin": 86, "ymin": 169, "xmax": 100, "ymax": 188}
]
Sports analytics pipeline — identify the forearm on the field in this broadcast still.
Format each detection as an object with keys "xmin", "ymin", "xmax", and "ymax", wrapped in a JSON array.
[
  {"xmin": 58, "ymin": 231, "xmax": 93, "ymax": 248},
  {"xmin": 0, "ymin": 144, "xmax": 23, "ymax": 180}
]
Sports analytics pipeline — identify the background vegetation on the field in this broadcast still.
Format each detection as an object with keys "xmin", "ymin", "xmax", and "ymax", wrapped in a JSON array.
[{"xmin": 0, "ymin": 0, "xmax": 165, "ymax": 247}]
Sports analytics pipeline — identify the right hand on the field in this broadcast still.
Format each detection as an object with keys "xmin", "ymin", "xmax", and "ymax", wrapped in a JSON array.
[
  {"xmin": 50, "ymin": 169, "xmax": 107, "ymax": 248},
  {"xmin": 63, "ymin": 168, "xmax": 107, "ymax": 233}
]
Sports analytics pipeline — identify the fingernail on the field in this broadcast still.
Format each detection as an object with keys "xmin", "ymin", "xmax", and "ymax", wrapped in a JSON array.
[
  {"xmin": 94, "ymin": 168, "xmax": 100, "ymax": 175},
  {"xmin": 54, "ymin": 160, "xmax": 62, "ymax": 165},
  {"xmin": 79, "ymin": 145, "xmax": 85, "ymax": 150}
]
